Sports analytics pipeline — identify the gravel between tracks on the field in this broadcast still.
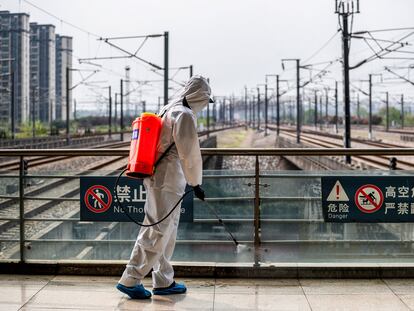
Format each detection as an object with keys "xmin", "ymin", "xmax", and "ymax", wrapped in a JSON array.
[{"xmin": 217, "ymin": 129, "xmax": 282, "ymax": 170}]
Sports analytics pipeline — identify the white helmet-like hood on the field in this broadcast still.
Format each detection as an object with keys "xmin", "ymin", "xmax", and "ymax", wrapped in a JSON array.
[{"xmin": 177, "ymin": 75, "xmax": 212, "ymax": 114}]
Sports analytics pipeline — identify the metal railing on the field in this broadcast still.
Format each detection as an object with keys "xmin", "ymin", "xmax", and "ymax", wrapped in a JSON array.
[{"xmin": 0, "ymin": 147, "xmax": 413, "ymax": 265}]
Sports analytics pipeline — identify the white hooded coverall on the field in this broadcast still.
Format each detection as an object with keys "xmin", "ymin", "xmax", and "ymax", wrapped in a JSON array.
[{"xmin": 119, "ymin": 75, "xmax": 211, "ymax": 288}]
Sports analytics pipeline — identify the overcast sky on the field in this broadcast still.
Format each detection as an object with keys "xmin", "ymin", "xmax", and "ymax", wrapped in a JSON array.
[{"xmin": 2, "ymin": 0, "xmax": 414, "ymax": 112}]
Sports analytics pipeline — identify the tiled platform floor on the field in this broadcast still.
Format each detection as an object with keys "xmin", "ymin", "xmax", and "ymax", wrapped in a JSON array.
[{"xmin": 1, "ymin": 275, "xmax": 414, "ymax": 310}]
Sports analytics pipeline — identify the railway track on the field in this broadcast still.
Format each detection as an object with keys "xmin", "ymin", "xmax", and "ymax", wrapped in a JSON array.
[
  {"xmin": 0, "ymin": 125, "xmax": 241, "ymax": 172},
  {"xmin": 0, "ymin": 141, "xmax": 130, "ymax": 171},
  {"xmin": 278, "ymin": 129, "xmax": 414, "ymax": 170}
]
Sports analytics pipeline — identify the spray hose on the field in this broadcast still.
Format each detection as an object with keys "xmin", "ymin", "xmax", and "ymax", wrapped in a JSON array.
[
  {"xmin": 114, "ymin": 168, "xmax": 241, "ymax": 249},
  {"xmin": 114, "ymin": 168, "xmax": 193, "ymax": 227}
]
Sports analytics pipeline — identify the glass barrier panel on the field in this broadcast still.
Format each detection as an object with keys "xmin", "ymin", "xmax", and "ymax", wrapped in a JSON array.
[
  {"xmin": 23, "ymin": 168, "xmax": 255, "ymax": 263},
  {"xmin": 259, "ymin": 170, "xmax": 414, "ymax": 264},
  {"xmin": 0, "ymin": 157, "xmax": 20, "ymax": 262}
]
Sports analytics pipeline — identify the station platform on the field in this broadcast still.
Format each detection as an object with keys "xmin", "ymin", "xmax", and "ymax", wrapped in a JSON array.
[{"xmin": 2, "ymin": 274, "xmax": 414, "ymax": 310}]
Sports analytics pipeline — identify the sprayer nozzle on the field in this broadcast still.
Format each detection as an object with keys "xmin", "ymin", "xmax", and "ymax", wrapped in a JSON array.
[{"xmin": 236, "ymin": 243, "xmax": 249, "ymax": 254}]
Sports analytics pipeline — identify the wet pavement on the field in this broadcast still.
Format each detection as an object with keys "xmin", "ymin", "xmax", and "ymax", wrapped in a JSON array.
[{"xmin": 1, "ymin": 274, "xmax": 414, "ymax": 310}]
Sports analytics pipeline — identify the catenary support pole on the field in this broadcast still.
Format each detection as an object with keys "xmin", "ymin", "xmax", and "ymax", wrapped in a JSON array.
[
  {"xmin": 31, "ymin": 87, "xmax": 35, "ymax": 138},
  {"xmin": 120, "ymin": 80, "xmax": 124, "ymax": 141},
  {"xmin": 164, "ymin": 31, "xmax": 169, "ymax": 106},
  {"xmin": 368, "ymin": 74, "xmax": 372, "ymax": 140},
  {"xmin": 296, "ymin": 59, "xmax": 301, "ymax": 143},
  {"xmin": 335, "ymin": 81, "xmax": 338, "ymax": 133},
  {"xmin": 244, "ymin": 86, "xmax": 248, "ymax": 126},
  {"xmin": 276, "ymin": 75, "xmax": 280, "ymax": 136},
  {"xmin": 265, "ymin": 82, "xmax": 268, "ymax": 135},
  {"xmin": 385, "ymin": 91, "xmax": 389, "ymax": 132},
  {"xmin": 314, "ymin": 91, "xmax": 318, "ymax": 129},
  {"xmin": 108, "ymin": 86, "xmax": 112, "ymax": 137},
  {"xmin": 401, "ymin": 94, "xmax": 404, "ymax": 129},
  {"xmin": 66, "ymin": 67, "xmax": 70, "ymax": 145},
  {"xmin": 342, "ymin": 12, "xmax": 351, "ymax": 163},
  {"xmin": 257, "ymin": 88, "xmax": 260, "ymax": 130},
  {"xmin": 10, "ymin": 71, "xmax": 15, "ymax": 140}
]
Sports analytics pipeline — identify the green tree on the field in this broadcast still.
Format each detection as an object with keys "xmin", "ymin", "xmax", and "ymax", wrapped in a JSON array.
[
  {"xmin": 18, "ymin": 121, "xmax": 49, "ymax": 138},
  {"xmin": 378, "ymin": 107, "xmax": 401, "ymax": 127}
]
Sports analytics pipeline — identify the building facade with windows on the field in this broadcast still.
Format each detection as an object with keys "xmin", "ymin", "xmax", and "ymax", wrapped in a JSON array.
[
  {"xmin": 55, "ymin": 35, "xmax": 72, "ymax": 121},
  {"xmin": 30, "ymin": 22, "xmax": 56, "ymax": 123},
  {"xmin": 0, "ymin": 11, "xmax": 30, "ymax": 126}
]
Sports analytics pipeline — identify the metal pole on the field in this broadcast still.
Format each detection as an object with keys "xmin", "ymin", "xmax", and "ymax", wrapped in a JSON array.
[
  {"xmin": 342, "ymin": 13, "xmax": 351, "ymax": 163},
  {"xmin": 222, "ymin": 98, "xmax": 226, "ymax": 125},
  {"xmin": 296, "ymin": 59, "xmax": 301, "ymax": 143},
  {"xmin": 49, "ymin": 99, "xmax": 53, "ymax": 136},
  {"xmin": 11, "ymin": 70, "xmax": 15, "ymax": 140},
  {"xmin": 314, "ymin": 91, "xmax": 318, "ymax": 129},
  {"xmin": 74, "ymin": 99, "xmax": 77, "ymax": 121},
  {"xmin": 385, "ymin": 91, "xmax": 389, "ymax": 132},
  {"xmin": 114, "ymin": 94, "xmax": 118, "ymax": 131},
  {"xmin": 325, "ymin": 88, "xmax": 329, "ymax": 122},
  {"xmin": 254, "ymin": 155, "xmax": 261, "ymax": 249},
  {"xmin": 164, "ymin": 31, "xmax": 169, "ymax": 106},
  {"xmin": 257, "ymin": 87, "xmax": 260, "ymax": 131},
  {"xmin": 66, "ymin": 67, "xmax": 70, "ymax": 145},
  {"xmin": 368, "ymin": 74, "xmax": 372, "ymax": 140},
  {"xmin": 207, "ymin": 100, "xmax": 210, "ymax": 137},
  {"xmin": 120, "ymin": 80, "xmax": 124, "ymax": 141},
  {"xmin": 31, "ymin": 87, "xmax": 35, "ymax": 138},
  {"xmin": 276, "ymin": 75, "xmax": 280, "ymax": 136},
  {"xmin": 335, "ymin": 81, "xmax": 338, "ymax": 133},
  {"xmin": 357, "ymin": 92, "xmax": 360, "ymax": 121},
  {"xmin": 19, "ymin": 156, "xmax": 25, "ymax": 263},
  {"xmin": 265, "ymin": 81, "xmax": 268, "ymax": 135},
  {"xmin": 108, "ymin": 86, "xmax": 112, "ymax": 137},
  {"xmin": 252, "ymin": 96, "xmax": 255, "ymax": 128},
  {"xmin": 189, "ymin": 65, "xmax": 193, "ymax": 78},
  {"xmin": 401, "ymin": 94, "xmax": 404, "ymax": 129},
  {"xmin": 244, "ymin": 86, "xmax": 247, "ymax": 126},
  {"xmin": 319, "ymin": 94, "xmax": 323, "ymax": 123}
]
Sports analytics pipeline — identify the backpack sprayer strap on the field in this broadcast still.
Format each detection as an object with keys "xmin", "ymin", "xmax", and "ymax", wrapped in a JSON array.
[
  {"xmin": 153, "ymin": 100, "xmax": 181, "ymax": 170},
  {"xmin": 154, "ymin": 141, "xmax": 175, "ymax": 168}
]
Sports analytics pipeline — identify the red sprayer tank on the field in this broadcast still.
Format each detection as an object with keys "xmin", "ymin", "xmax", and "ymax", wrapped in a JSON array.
[{"xmin": 126, "ymin": 112, "xmax": 162, "ymax": 178}]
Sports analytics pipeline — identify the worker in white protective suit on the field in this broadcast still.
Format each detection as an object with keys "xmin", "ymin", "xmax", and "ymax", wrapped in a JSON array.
[{"xmin": 116, "ymin": 75, "xmax": 212, "ymax": 299}]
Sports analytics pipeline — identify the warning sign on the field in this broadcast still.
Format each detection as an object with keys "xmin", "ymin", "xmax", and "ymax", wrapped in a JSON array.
[
  {"xmin": 322, "ymin": 176, "xmax": 414, "ymax": 223},
  {"xmin": 84, "ymin": 185, "xmax": 112, "ymax": 213},
  {"xmin": 80, "ymin": 176, "xmax": 194, "ymax": 222},
  {"xmin": 355, "ymin": 184, "xmax": 383, "ymax": 214},
  {"xmin": 327, "ymin": 180, "xmax": 349, "ymax": 202}
]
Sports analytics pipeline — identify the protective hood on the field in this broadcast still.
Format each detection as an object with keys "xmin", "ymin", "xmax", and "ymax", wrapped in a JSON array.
[{"xmin": 177, "ymin": 75, "xmax": 212, "ymax": 114}]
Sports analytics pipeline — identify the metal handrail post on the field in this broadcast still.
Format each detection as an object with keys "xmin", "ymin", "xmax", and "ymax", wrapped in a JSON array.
[
  {"xmin": 254, "ymin": 155, "xmax": 261, "ymax": 266},
  {"xmin": 19, "ymin": 156, "xmax": 25, "ymax": 263}
]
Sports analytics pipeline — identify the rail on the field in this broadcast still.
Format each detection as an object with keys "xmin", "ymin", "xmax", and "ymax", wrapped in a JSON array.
[{"xmin": 0, "ymin": 147, "xmax": 414, "ymax": 156}]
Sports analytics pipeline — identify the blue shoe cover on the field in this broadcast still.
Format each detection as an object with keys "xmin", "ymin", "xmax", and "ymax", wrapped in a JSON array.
[
  {"xmin": 153, "ymin": 281, "xmax": 187, "ymax": 295},
  {"xmin": 116, "ymin": 283, "xmax": 151, "ymax": 299}
]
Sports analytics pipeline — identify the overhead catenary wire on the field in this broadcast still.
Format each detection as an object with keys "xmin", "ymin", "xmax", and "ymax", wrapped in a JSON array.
[
  {"xmin": 21, "ymin": 0, "xmax": 101, "ymax": 38},
  {"xmin": 302, "ymin": 30, "xmax": 341, "ymax": 64}
]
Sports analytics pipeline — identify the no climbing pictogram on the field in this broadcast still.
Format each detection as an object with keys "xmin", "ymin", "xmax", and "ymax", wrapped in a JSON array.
[
  {"xmin": 84, "ymin": 185, "xmax": 112, "ymax": 214},
  {"xmin": 355, "ymin": 184, "xmax": 384, "ymax": 214}
]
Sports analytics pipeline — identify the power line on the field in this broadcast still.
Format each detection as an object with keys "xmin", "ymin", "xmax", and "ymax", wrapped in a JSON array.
[
  {"xmin": 22, "ymin": 0, "xmax": 101, "ymax": 38},
  {"xmin": 303, "ymin": 30, "xmax": 341, "ymax": 64}
]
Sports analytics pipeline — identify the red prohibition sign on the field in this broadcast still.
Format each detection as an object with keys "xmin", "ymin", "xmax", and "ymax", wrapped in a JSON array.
[
  {"xmin": 354, "ymin": 184, "xmax": 384, "ymax": 214},
  {"xmin": 84, "ymin": 185, "xmax": 113, "ymax": 213}
]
